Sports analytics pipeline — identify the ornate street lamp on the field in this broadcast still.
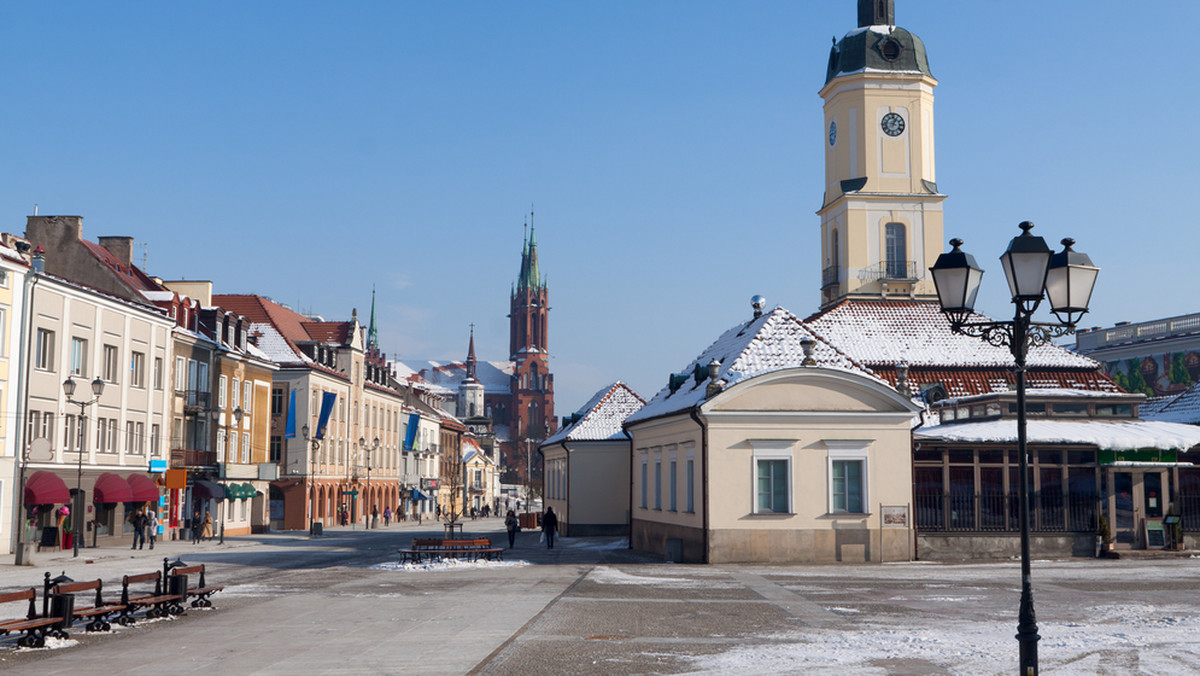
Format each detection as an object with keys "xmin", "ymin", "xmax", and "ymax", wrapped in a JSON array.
[
  {"xmin": 63, "ymin": 375, "xmax": 105, "ymax": 557},
  {"xmin": 930, "ymin": 221, "xmax": 1099, "ymax": 676},
  {"xmin": 359, "ymin": 436, "xmax": 380, "ymax": 528}
]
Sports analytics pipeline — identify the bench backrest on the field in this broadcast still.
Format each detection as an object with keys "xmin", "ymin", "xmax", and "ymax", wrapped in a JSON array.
[
  {"xmin": 173, "ymin": 566, "xmax": 204, "ymax": 576},
  {"xmin": 54, "ymin": 579, "xmax": 101, "ymax": 595},
  {"xmin": 0, "ymin": 589, "xmax": 37, "ymax": 621},
  {"xmin": 124, "ymin": 571, "xmax": 160, "ymax": 586},
  {"xmin": 411, "ymin": 538, "xmax": 491, "ymax": 549}
]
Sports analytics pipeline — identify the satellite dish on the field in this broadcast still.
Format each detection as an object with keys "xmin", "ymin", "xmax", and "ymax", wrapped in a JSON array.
[{"xmin": 28, "ymin": 438, "xmax": 53, "ymax": 462}]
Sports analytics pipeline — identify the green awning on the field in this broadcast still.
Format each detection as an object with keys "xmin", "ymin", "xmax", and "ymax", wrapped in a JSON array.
[{"xmin": 240, "ymin": 482, "xmax": 256, "ymax": 499}]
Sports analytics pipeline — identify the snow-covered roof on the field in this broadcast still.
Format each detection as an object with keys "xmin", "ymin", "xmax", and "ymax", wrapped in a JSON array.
[
  {"xmin": 545, "ymin": 382, "xmax": 645, "ymax": 444},
  {"xmin": 916, "ymin": 419, "xmax": 1200, "ymax": 452},
  {"xmin": 938, "ymin": 388, "xmax": 1136, "ymax": 406},
  {"xmin": 627, "ymin": 306, "xmax": 877, "ymax": 424},
  {"xmin": 805, "ymin": 300, "xmax": 1100, "ymax": 370},
  {"xmin": 393, "ymin": 359, "xmax": 513, "ymax": 395},
  {"xmin": 140, "ymin": 290, "xmax": 177, "ymax": 302},
  {"xmin": 250, "ymin": 322, "xmax": 305, "ymax": 364},
  {"xmin": 1144, "ymin": 382, "xmax": 1200, "ymax": 425}
]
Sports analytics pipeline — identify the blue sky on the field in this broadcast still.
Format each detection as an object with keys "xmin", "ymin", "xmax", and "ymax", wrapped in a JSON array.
[{"xmin": 3, "ymin": 1, "xmax": 1198, "ymax": 415}]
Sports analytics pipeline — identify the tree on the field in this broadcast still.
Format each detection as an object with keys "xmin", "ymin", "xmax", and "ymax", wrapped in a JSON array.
[{"xmin": 439, "ymin": 434, "xmax": 465, "ymax": 528}]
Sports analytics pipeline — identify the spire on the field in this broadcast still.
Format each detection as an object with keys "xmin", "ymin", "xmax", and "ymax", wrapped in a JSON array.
[
  {"xmin": 858, "ymin": 0, "xmax": 894, "ymax": 27},
  {"xmin": 516, "ymin": 222, "xmax": 531, "ymax": 292},
  {"xmin": 466, "ymin": 323, "xmax": 478, "ymax": 380},
  {"xmin": 526, "ymin": 210, "xmax": 541, "ymax": 291},
  {"xmin": 367, "ymin": 287, "xmax": 379, "ymax": 351}
]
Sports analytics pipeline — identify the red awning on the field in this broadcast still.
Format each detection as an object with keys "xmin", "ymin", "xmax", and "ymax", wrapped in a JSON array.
[
  {"xmin": 93, "ymin": 472, "xmax": 134, "ymax": 504},
  {"xmin": 126, "ymin": 474, "xmax": 160, "ymax": 503},
  {"xmin": 24, "ymin": 471, "xmax": 70, "ymax": 505}
]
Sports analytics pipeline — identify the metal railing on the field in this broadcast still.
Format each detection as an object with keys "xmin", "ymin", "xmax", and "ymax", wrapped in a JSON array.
[
  {"xmin": 170, "ymin": 448, "xmax": 217, "ymax": 468},
  {"xmin": 1180, "ymin": 494, "xmax": 1200, "ymax": 532},
  {"xmin": 862, "ymin": 260, "xmax": 919, "ymax": 282},
  {"xmin": 1075, "ymin": 312, "xmax": 1200, "ymax": 350},
  {"xmin": 180, "ymin": 389, "xmax": 212, "ymax": 409},
  {"xmin": 821, "ymin": 265, "xmax": 840, "ymax": 288},
  {"xmin": 915, "ymin": 491, "xmax": 1099, "ymax": 533}
]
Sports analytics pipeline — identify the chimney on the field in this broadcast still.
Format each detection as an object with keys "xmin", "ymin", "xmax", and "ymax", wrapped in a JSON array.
[
  {"xmin": 25, "ymin": 215, "xmax": 83, "ymax": 253},
  {"xmin": 98, "ymin": 236, "xmax": 134, "ymax": 269}
]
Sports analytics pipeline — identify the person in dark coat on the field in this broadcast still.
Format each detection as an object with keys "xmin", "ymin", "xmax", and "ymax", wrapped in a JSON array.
[
  {"xmin": 542, "ymin": 507, "xmax": 558, "ymax": 550},
  {"xmin": 505, "ymin": 510, "xmax": 519, "ymax": 548}
]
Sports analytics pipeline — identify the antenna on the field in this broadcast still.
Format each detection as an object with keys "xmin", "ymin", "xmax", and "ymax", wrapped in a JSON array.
[
  {"xmin": 140, "ymin": 242, "xmax": 148, "ymax": 270},
  {"xmin": 33, "ymin": 204, "xmax": 38, "ymax": 216}
]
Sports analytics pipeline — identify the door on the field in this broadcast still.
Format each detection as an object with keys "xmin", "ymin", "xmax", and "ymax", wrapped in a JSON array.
[{"xmin": 1112, "ymin": 472, "xmax": 1135, "ymax": 546}]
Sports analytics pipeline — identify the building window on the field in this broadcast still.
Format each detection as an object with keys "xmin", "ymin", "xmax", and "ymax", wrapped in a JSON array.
[
  {"xmin": 151, "ymin": 423, "xmax": 160, "ymax": 456},
  {"xmin": 231, "ymin": 378, "xmax": 240, "ymax": 409},
  {"xmin": 686, "ymin": 457, "xmax": 695, "ymax": 513},
  {"xmin": 640, "ymin": 459, "xmax": 648, "ymax": 509},
  {"xmin": 130, "ymin": 351, "xmax": 145, "ymax": 388},
  {"xmin": 35, "ymin": 329, "xmax": 54, "ymax": 370},
  {"xmin": 102, "ymin": 344, "xmax": 119, "ymax": 383},
  {"xmin": 669, "ymin": 456, "xmax": 677, "ymax": 511},
  {"xmin": 70, "ymin": 337, "xmax": 87, "ymax": 376},
  {"xmin": 229, "ymin": 430, "xmax": 238, "ymax": 463},
  {"xmin": 218, "ymin": 375, "xmax": 227, "ymax": 409},
  {"xmin": 217, "ymin": 430, "xmax": 226, "ymax": 463},
  {"xmin": 751, "ymin": 440, "xmax": 794, "ymax": 514},
  {"xmin": 63, "ymin": 415, "xmax": 76, "ymax": 451},
  {"xmin": 135, "ymin": 422, "xmax": 145, "ymax": 454},
  {"xmin": 757, "ymin": 460, "xmax": 789, "ymax": 513},
  {"xmin": 244, "ymin": 381, "xmax": 253, "ymax": 413},
  {"xmin": 126, "ymin": 421, "xmax": 135, "ymax": 453},
  {"xmin": 242, "ymin": 432, "xmax": 250, "ymax": 463},
  {"xmin": 885, "ymin": 222, "xmax": 907, "ymax": 278},
  {"xmin": 154, "ymin": 357, "xmax": 163, "ymax": 390},
  {"xmin": 827, "ymin": 441, "xmax": 870, "ymax": 515},
  {"xmin": 175, "ymin": 356, "xmax": 186, "ymax": 391},
  {"xmin": 271, "ymin": 388, "xmax": 284, "ymax": 416},
  {"xmin": 654, "ymin": 456, "xmax": 662, "ymax": 510},
  {"xmin": 269, "ymin": 435, "xmax": 282, "ymax": 463},
  {"xmin": 0, "ymin": 307, "xmax": 6, "ymax": 357}
]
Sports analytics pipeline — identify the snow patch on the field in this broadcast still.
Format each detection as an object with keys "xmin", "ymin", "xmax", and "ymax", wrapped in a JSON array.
[{"xmin": 372, "ymin": 559, "xmax": 531, "ymax": 572}]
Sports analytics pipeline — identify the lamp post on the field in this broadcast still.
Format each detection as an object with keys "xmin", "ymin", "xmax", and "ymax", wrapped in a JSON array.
[
  {"xmin": 302, "ymin": 424, "xmax": 321, "ymax": 536},
  {"xmin": 63, "ymin": 376, "xmax": 105, "ymax": 558},
  {"xmin": 359, "ymin": 436, "xmax": 380, "ymax": 528},
  {"xmin": 930, "ymin": 221, "xmax": 1099, "ymax": 676}
]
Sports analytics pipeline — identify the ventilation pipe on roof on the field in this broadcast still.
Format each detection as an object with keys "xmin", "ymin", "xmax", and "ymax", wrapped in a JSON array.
[
  {"xmin": 704, "ymin": 359, "xmax": 724, "ymax": 398},
  {"xmin": 751, "ymin": 295, "xmax": 766, "ymax": 319},
  {"xmin": 896, "ymin": 361, "xmax": 911, "ymax": 396}
]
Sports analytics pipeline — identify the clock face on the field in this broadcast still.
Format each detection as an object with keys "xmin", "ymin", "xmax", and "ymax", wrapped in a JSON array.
[
  {"xmin": 881, "ymin": 112, "xmax": 905, "ymax": 137},
  {"xmin": 828, "ymin": 120, "xmax": 837, "ymax": 146}
]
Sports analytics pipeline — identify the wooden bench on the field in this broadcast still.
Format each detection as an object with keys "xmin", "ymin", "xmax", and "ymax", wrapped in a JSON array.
[
  {"xmin": 169, "ymin": 564, "xmax": 224, "ymax": 608},
  {"xmin": 43, "ymin": 573, "xmax": 124, "ymax": 633},
  {"xmin": 0, "ymin": 589, "xmax": 64, "ymax": 648},
  {"xmin": 398, "ymin": 538, "xmax": 504, "ymax": 563},
  {"xmin": 115, "ymin": 571, "xmax": 183, "ymax": 625}
]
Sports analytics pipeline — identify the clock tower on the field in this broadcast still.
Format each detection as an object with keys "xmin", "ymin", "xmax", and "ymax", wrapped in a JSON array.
[{"xmin": 817, "ymin": 0, "xmax": 945, "ymax": 309}]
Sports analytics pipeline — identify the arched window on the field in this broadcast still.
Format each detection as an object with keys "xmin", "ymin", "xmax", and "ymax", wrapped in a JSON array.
[
  {"xmin": 831, "ymin": 229, "xmax": 840, "ymax": 268},
  {"xmin": 885, "ymin": 222, "xmax": 907, "ymax": 278},
  {"xmin": 530, "ymin": 363, "xmax": 540, "ymax": 392}
]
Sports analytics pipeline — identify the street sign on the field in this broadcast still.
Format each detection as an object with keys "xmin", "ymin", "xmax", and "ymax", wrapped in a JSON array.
[{"xmin": 342, "ymin": 489, "xmax": 359, "ymax": 497}]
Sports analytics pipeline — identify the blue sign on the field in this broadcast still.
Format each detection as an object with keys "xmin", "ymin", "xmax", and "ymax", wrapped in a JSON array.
[{"xmin": 148, "ymin": 459, "xmax": 167, "ymax": 473}]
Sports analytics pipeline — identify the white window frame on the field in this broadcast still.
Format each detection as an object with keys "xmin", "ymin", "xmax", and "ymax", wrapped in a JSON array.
[
  {"xmin": 668, "ymin": 450, "xmax": 677, "ymax": 512},
  {"xmin": 231, "ymin": 377, "xmax": 240, "ymax": 409},
  {"xmin": 216, "ymin": 429, "xmax": 226, "ymax": 463},
  {"xmin": 35, "ymin": 329, "xmax": 54, "ymax": 371},
  {"xmin": 130, "ymin": 351, "xmax": 145, "ymax": 388},
  {"xmin": 102, "ymin": 344, "xmax": 119, "ymax": 383},
  {"xmin": 218, "ymin": 375, "xmax": 227, "ymax": 409},
  {"xmin": 685, "ymin": 444, "xmax": 695, "ymax": 513},
  {"xmin": 154, "ymin": 357, "xmax": 164, "ymax": 390},
  {"xmin": 653, "ymin": 450, "xmax": 662, "ymax": 511},
  {"xmin": 242, "ymin": 432, "xmax": 250, "ymax": 463},
  {"xmin": 175, "ymin": 356, "xmax": 186, "ymax": 391},
  {"xmin": 750, "ymin": 440, "xmax": 795, "ymax": 515},
  {"xmin": 244, "ymin": 381, "xmax": 253, "ymax": 413},
  {"xmin": 639, "ymin": 451, "xmax": 648, "ymax": 509},
  {"xmin": 826, "ymin": 440, "xmax": 871, "ymax": 515}
]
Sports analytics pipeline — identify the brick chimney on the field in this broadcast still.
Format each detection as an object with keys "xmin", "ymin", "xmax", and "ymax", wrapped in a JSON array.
[{"xmin": 98, "ymin": 236, "xmax": 133, "ymax": 268}]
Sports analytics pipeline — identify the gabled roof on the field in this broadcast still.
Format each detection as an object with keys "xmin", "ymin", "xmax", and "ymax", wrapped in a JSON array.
[
  {"xmin": 304, "ymin": 321, "xmax": 352, "ymax": 344},
  {"xmin": 79, "ymin": 239, "xmax": 163, "ymax": 295},
  {"xmin": 626, "ymin": 306, "xmax": 876, "ymax": 425},
  {"xmin": 216, "ymin": 294, "xmax": 357, "ymax": 369},
  {"xmin": 545, "ymin": 382, "xmax": 645, "ymax": 444},
  {"xmin": 1144, "ymin": 382, "xmax": 1200, "ymax": 425}
]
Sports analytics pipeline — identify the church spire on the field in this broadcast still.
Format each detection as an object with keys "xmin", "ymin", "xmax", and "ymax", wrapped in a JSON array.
[
  {"xmin": 366, "ymin": 286, "xmax": 379, "ymax": 351},
  {"xmin": 466, "ymin": 323, "xmax": 478, "ymax": 380},
  {"xmin": 515, "ymin": 210, "xmax": 544, "ymax": 292}
]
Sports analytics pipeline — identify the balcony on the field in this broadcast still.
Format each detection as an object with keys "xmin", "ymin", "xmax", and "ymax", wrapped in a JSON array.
[
  {"xmin": 863, "ymin": 260, "xmax": 919, "ymax": 282},
  {"xmin": 180, "ymin": 389, "xmax": 212, "ymax": 413},
  {"xmin": 821, "ymin": 265, "xmax": 840, "ymax": 289},
  {"xmin": 171, "ymin": 447, "xmax": 216, "ymax": 468}
]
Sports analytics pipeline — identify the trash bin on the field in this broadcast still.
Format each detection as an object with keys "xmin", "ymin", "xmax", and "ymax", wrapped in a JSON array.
[
  {"xmin": 310, "ymin": 522, "xmax": 323, "ymax": 536},
  {"xmin": 49, "ymin": 593, "xmax": 74, "ymax": 632}
]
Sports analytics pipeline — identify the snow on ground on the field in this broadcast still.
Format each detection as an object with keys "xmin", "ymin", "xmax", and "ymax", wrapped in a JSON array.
[
  {"xmin": 17, "ymin": 637, "xmax": 79, "ymax": 652},
  {"xmin": 559, "ymin": 537, "xmax": 628, "ymax": 550},
  {"xmin": 587, "ymin": 566, "xmax": 741, "ymax": 589},
  {"xmin": 372, "ymin": 558, "xmax": 530, "ymax": 572}
]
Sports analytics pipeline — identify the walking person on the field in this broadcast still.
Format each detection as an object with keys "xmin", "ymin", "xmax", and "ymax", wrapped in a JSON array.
[
  {"xmin": 542, "ymin": 506, "xmax": 558, "ymax": 550},
  {"xmin": 130, "ymin": 508, "xmax": 147, "ymax": 550},
  {"xmin": 202, "ymin": 511, "xmax": 214, "ymax": 541},
  {"xmin": 505, "ymin": 509, "xmax": 519, "ymax": 549},
  {"xmin": 383, "ymin": 507, "xmax": 391, "ymax": 527},
  {"xmin": 372, "ymin": 505, "xmax": 379, "ymax": 529},
  {"xmin": 191, "ymin": 508, "xmax": 203, "ymax": 544},
  {"xmin": 145, "ymin": 505, "xmax": 158, "ymax": 550}
]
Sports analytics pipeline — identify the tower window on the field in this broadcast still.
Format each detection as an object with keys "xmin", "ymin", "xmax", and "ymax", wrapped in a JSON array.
[
  {"xmin": 879, "ymin": 37, "xmax": 902, "ymax": 62},
  {"xmin": 885, "ymin": 223, "xmax": 907, "ymax": 278}
]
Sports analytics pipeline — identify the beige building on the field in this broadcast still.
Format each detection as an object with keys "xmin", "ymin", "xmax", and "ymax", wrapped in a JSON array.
[
  {"xmin": 541, "ymin": 381, "xmax": 644, "ymax": 536},
  {"xmin": 0, "ymin": 242, "xmax": 28, "ymax": 553},
  {"xmin": 625, "ymin": 306, "xmax": 921, "ymax": 563},
  {"xmin": 462, "ymin": 436, "xmax": 498, "ymax": 515}
]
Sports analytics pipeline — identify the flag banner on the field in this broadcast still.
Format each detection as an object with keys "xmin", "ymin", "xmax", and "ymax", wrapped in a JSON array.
[
  {"xmin": 404, "ymin": 412, "xmax": 419, "ymax": 450},
  {"xmin": 284, "ymin": 389, "xmax": 297, "ymax": 439},
  {"xmin": 316, "ymin": 392, "xmax": 337, "ymax": 439}
]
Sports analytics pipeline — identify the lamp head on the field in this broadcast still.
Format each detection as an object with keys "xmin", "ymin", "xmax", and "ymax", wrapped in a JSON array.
[
  {"xmin": 1045, "ymin": 237, "xmax": 1099, "ymax": 328},
  {"xmin": 929, "ymin": 238, "xmax": 984, "ymax": 326},
  {"xmin": 62, "ymin": 377, "xmax": 76, "ymax": 398},
  {"xmin": 91, "ymin": 376, "xmax": 105, "ymax": 397},
  {"xmin": 999, "ymin": 221, "xmax": 1052, "ymax": 312}
]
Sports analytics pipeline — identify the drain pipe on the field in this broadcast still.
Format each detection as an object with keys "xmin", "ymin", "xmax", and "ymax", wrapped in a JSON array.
[{"xmin": 689, "ymin": 407, "xmax": 709, "ymax": 564}]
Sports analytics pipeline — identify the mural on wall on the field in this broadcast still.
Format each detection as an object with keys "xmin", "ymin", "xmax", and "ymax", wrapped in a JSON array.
[{"xmin": 1105, "ymin": 352, "xmax": 1200, "ymax": 397}]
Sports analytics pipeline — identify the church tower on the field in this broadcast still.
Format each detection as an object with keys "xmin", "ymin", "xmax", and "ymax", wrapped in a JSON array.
[
  {"xmin": 508, "ymin": 219, "xmax": 555, "ymax": 440},
  {"xmin": 818, "ymin": 0, "xmax": 945, "ymax": 308},
  {"xmin": 457, "ymin": 326, "xmax": 485, "ymax": 420}
]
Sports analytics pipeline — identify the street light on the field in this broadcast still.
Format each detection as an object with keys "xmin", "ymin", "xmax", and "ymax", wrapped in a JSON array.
[
  {"xmin": 359, "ymin": 436, "xmax": 380, "ymax": 528},
  {"xmin": 301, "ymin": 424, "xmax": 321, "ymax": 536},
  {"xmin": 930, "ymin": 221, "xmax": 1099, "ymax": 676},
  {"xmin": 63, "ymin": 375, "xmax": 105, "ymax": 558}
]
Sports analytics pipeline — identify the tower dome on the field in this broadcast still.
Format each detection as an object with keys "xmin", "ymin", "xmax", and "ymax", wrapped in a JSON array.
[{"xmin": 825, "ymin": 0, "xmax": 933, "ymax": 84}]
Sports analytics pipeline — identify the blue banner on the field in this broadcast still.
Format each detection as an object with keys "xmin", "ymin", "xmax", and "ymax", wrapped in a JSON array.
[
  {"xmin": 404, "ymin": 413, "xmax": 419, "ymax": 450},
  {"xmin": 284, "ymin": 389, "xmax": 296, "ymax": 439},
  {"xmin": 316, "ymin": 392, "xmax": 337, "ymax": 439}
]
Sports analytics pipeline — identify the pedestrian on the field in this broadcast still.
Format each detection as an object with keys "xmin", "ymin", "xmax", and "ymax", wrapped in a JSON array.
[
  {"xmin": 130, "ymin": 508, "xmax": 147, "ymax": 550},
  {"xmin": 372, "ymin": 505, "xmax": 379, "ymax": 528},
  {"xmin": 505, "ymin": 509, "xmax": 519, "ymax": 549},
  {"xmin": 542, "ymin": 506, "xmax": 558, "ymax": 550},
  {"xmin": 202, "ymin": 512, "xmax": 214, "ymax": 540},
  {"xmin": 191, "ymin": 508, "xmax": 203, "ymax": 544},
  {"xmin": 470, "ymin": 506, "xmax": 477, "ymax": 520},
  {"xmin": 145, "ymin": 504, "xmax": 158, "ymax": 550},
  {"xmin": 383, "ymin": 507, "xmax": 391, "ymax": 526}
]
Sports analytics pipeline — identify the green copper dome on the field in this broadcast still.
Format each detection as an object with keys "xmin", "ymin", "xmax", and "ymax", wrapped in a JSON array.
[{"xmin": 825, "ymin": 1, "xmax": 933, "ymax": 85}]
